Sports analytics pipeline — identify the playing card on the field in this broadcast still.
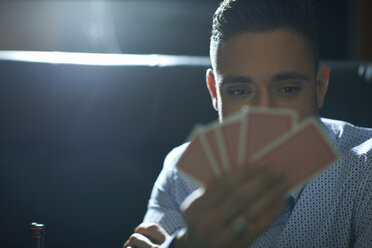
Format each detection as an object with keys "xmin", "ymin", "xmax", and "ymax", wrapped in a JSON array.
[
  {"xmin": 250, "ymin": 118, "xmax": 339, "ymax": 189},
  {"xmin": 240, "ymin": 107, "xmax": 297, "ymax": 166},
  {"xmin": 216, "ymin": 112, "xmax": 246, "ymax": 171},
  {"xmin": 177, "ymin": 127, "xmax": 221, "ymax": 186},
  {"xmin": 203, "ymin": 125, "xmax": 228, "ymax": 175}
]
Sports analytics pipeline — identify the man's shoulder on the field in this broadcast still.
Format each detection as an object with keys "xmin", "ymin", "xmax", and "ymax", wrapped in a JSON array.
[
  {"xmin": 321, "ymin": 118, "xmax": 372, "ymax": 135},
  {"xmin": 162, "ymin": 142, "xmax": 200, "ymax": 196},
  {"xmin": 163, "ymin": 142, "xmax": 190, "ymax": 170},
  {"xmin": 321, "ymin": 118, "xmax": 372, "ymax": 156}
]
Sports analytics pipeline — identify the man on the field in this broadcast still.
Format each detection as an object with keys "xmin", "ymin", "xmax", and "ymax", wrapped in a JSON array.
[{"xmin": 124, "ymin": 0, "xmax": 372, "ymax": 247}]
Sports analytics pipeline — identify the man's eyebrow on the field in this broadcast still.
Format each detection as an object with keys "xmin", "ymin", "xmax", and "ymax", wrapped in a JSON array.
[
  {"xmin": 219, "ymin": 72, "xmax": 309, "ymax": 86},
  {"xmin": 219, "ymin": 76, "xmax": 253, "ymax": 86},
  {"xmin": 270, "ymin": 72, "xmax": 309, "ymax": 82}
]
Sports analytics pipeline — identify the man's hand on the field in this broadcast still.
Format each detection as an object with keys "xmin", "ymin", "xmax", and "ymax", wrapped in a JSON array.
[
  {"xmin": 174, "ymin": 165, "xmax": 289, "ymax": 248},
  {"xmin": 123, "ymin": 223, "xmax": 169, "ymax": 248}
]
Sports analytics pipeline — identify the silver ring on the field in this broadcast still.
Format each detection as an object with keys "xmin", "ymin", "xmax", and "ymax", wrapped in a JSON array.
[{"xmin": 232, "ymin": 217, "xmax": 248, "ymax": 233}]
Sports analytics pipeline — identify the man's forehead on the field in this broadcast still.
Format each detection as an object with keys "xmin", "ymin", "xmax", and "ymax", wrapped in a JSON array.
[{"xmin": 213, "ymin": 29, "xmax": 315, "ymax": 78}]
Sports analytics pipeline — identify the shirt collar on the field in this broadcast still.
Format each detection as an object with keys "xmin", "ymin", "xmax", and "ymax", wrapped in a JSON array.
[
  {"xmin": 319, "ymin": 118, "xmax": 339, "ymax": 145},
  {"xmin": 288, "ymin": 184, "xmax": 304, "ymax": 205}
]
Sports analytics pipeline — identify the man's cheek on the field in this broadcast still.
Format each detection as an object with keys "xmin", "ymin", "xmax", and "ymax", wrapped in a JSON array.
[{"xmin": 221, "ymin": 104, "xmax": 248, "ymax": 118}]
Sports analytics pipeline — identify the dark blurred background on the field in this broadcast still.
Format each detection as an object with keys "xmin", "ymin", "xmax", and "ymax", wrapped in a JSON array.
[
  {"xmin": 0, "ymin": 0, "xmax": 371, "ymax": 248},
  {"xmin": 0, "ymin": 0, "xmax": 371, "ymax": 59}
]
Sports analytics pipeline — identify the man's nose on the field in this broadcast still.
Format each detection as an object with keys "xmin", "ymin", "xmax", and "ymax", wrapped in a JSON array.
[{"xmin": 257, "ymin": 88, "xmax": 274, "ymax": 107}]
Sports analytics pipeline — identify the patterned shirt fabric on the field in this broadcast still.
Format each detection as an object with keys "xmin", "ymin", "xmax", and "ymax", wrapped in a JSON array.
[{"xmin": 143, "ymin": 118, "xmax": 372, "ymax": 247}]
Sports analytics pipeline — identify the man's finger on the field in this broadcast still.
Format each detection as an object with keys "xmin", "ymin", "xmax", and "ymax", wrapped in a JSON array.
[
  {"xmin": 208, "ymin": 182, "xmax": 287, "ymax": 248},
  {"xmin": 241, "ymin": 180, "xmax": 288, "ymax": 220},
  {"xmin": 134, "ymin": 223, "xmax": 168, "ymax": 244},
  {"xmin": 230, "ymin": 201, "xmax": 286, "ymax": 248},
  {"xmin": 184, "ymin": 165, "xmax": 264, "ymax": 216},
  {"xmin": 198, "ymin": 169, "xmax": 284, "ymax": 236},
  {"xmin": 123, "ymin": 233, "xmax": 155, "ymax": 248}
]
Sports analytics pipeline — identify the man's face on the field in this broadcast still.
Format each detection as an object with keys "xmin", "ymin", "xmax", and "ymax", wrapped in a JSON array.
[{"xmin": 207, "ymin": 28, "xmax": 329, "ymax": 122}]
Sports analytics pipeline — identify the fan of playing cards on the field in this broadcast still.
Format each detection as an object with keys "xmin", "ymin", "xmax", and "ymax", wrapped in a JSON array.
[{"xmin": 176, "ymin": 107, "xmax": 339, "ymax": 190}]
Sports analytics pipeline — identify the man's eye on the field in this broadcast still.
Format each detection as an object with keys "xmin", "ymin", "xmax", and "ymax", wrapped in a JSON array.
[
  {"xmin": 277, "ymin": 86, "xmax": 301, "ymax": 93},
  {"xmin": 228, "ymin": 89, "xmax": 246, "ymax": 96}
]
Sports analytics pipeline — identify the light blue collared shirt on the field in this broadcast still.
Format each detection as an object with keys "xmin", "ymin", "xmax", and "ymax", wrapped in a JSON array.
[{"xmin": 143, "ymin": 118, "xmax": 372, "ymax": 247}]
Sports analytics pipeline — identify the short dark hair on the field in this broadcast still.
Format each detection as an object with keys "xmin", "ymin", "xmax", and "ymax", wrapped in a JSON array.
[{"xmin": 210, "ymin": 0, "xmax": 319, "ymax": 69}]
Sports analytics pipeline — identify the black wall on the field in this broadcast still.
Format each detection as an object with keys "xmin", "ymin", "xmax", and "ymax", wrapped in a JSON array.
[{"xmin": 0, "ymin": 61, "xmax": 215, "ymax": 248}]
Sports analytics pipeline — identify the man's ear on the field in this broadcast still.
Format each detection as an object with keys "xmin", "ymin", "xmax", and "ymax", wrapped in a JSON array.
[
  {"xmin": 206, "ymin": 68, "xmax": 219, "ymax": 111},
  {"xmin": 316, "ymin": 64, "xmax": 330, "ymax": 109}
]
